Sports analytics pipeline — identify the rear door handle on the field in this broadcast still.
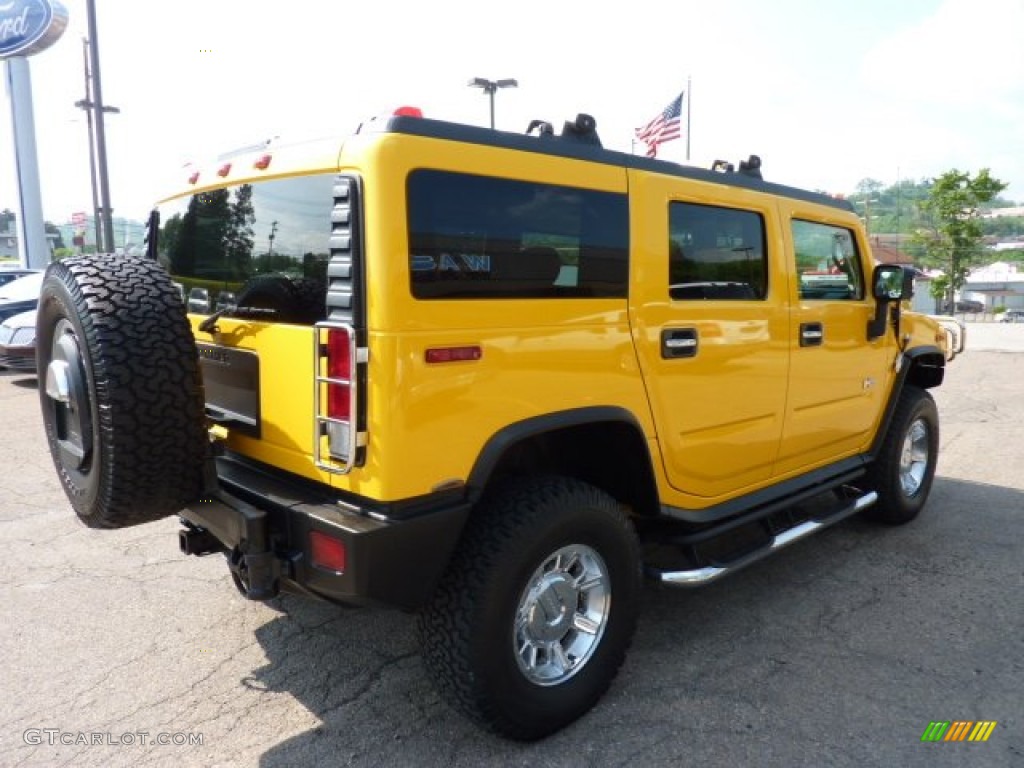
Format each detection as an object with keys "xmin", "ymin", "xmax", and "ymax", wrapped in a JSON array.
[
  {"xmin": 800, "ymin": 322, "xmax": 824, "ymax": 347},
  {"xmin": 662, "ymin": 327, "xmax": 698, "ymax": 359}
]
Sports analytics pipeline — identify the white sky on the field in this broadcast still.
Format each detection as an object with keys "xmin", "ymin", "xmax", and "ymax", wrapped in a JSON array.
[{"xmin": 2, "ymin": 0, "xmax": 1023, "ymax": 223}]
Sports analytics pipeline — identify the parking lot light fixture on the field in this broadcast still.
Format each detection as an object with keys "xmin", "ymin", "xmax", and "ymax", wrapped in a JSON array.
[{"xmin": 467, "ymin": 77, "xmax": 518, "ymax": 129}]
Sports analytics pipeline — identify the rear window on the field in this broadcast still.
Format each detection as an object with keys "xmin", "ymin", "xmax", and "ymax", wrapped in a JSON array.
[
  {"xmin": 407, "ymin": 170, "xmax": 629, "ymax": 299},
  {"xmin": 153, "ymin": 174, "xmax": 334, "ymax": 299}
]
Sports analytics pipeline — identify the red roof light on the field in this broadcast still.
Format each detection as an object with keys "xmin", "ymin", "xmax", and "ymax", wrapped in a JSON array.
[
  {"xmin": 394, "ymin": 106, "xmax": 423, "ymax": 118},
  {"xmin": 188, "ymin": 171, "xmax": 200, "ymax": 185},
  {"xmin": 217, "ymin": 163, "xmax": 232, "ymax": 177},
  {"xmin": 253, "ymin": 154, "xmax": 272, "ymax": 170}
]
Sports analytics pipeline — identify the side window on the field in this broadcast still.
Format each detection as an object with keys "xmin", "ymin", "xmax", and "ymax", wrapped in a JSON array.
[
  {"xmin": 407, "ymin": 170, "xmax": 629, "ymax": 299},
  {"xmin": 668, "ymin": 202, "xmax": 767, "ymax": 300},
  {"xmin": 792, "ymin": 219, "xmax": 864, "ymax": 300}
]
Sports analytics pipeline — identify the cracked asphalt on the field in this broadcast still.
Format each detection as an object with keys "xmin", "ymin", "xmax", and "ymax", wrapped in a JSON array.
[{"xmin": 1, "ymin": 324, "xmax": 1022, "ymax": 767}]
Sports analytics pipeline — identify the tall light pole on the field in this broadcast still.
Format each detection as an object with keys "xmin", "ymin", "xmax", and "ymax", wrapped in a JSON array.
[
  {"xmin": 467, "ymin": 77, "xmax": 517, "ymax": 129},
  {"xmin": 75, "ymin": 37, "xmax": 118, "ymax": 253}
]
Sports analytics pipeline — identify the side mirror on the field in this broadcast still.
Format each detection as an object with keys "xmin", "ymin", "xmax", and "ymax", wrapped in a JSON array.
[
  {"xmin": 868, "ymin": 264, "xmax": 906, "ymax": 340},
  {"xmin": 872, "ymin": 264, "xmax": 905, "ymax": 301}
]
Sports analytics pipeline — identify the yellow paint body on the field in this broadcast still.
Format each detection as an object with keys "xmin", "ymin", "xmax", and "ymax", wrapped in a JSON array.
[{"xmin": 170, "ymin": 123, "xmax": 947, "ymax": 511}]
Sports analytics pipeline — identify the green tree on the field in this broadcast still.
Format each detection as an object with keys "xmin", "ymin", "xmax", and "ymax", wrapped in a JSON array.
[
  {"xmin": 168, "ymin": 190, "xmax": 231, "ymax": 278},
  {"xmin": 223, "ymin": 184, "xmax": 255, "ymax": 280},
  {"xmin": 913, "ymin": 169, "xmax": 1007, "ymax": 307},
  {"xmin": 45, "ymin": 221, "xmax": 66, "ymax": 251}
]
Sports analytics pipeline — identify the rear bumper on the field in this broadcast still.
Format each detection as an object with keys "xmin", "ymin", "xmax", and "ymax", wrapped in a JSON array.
[{"xmin": 180, "ymin": 455, "xmax": 470, "ymax": 610}]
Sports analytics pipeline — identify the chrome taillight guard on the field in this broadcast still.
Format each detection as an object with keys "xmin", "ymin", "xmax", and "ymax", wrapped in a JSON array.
[{"xmin": 313, "ymin": 321, "xmax": 368, "ymax": 474}]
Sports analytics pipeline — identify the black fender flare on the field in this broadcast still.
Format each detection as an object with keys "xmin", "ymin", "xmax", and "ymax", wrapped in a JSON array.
[
  {"xmin": 869, "ymin": 345, "xmax": 945, "ymax": 460},
  {"xmin": 466, "ymin": 406, "xmax": 653, "ymax": 500}
]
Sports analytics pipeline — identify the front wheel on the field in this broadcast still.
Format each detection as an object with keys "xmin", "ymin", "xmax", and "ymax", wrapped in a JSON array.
[
  {"xmin": 418, "ymin": 476, "xmax": 641, "ymax": 741},
  {"xmin": 862, "ymin": 386, "xmax": 939, "ymax": 525}
]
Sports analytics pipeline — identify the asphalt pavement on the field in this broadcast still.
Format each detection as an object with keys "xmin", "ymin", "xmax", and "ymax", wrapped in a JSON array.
[{"xmin": 1, "ymin": 324, "xmax": 1021, "ymax": 767}]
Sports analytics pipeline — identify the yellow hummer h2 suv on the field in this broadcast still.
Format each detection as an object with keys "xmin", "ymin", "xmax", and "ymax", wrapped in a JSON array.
[{"xmin": 37, "ymin": 110, "xmax": 961, "ymax": 740}]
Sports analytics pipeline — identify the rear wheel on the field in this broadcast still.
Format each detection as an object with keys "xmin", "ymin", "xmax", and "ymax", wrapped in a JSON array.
[
  {"xmin": 37, "ymin": 255, "xmax": 207, "ymax": 528},
  {"xmin": 862, "ymin": 386, "xmax": 939, "ymax": 525},
  {"xmin": 418, "ymin": 476, "xmax": 641, "ymax": 741}
]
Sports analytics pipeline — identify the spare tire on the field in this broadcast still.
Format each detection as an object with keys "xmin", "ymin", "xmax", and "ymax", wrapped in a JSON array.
[
  {"xmin": 37, "ymin": 255, "xmax": 208, "ymax": 529},
  {"xmin": 232, "ymin": 274, "xmax": 298, "ymax": 320},
  {"xmin": 232, "ymin": 274, "xmax": 325, "ymax": 324}
]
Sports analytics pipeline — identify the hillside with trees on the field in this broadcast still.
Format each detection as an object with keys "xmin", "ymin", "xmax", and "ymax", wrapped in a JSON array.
[{"xmin": 847, "ymin": 177, "xmax": 1024, "ymax": 264}]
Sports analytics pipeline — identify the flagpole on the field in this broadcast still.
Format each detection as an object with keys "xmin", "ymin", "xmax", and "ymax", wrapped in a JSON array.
[{"xmin": 686, "ymin": 75, "xmax": 691, "ymax": 161}]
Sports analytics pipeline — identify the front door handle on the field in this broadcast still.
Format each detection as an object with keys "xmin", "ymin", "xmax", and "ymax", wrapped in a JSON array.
[
  {"xmin": 800, "ymin": 322, "xmax": 824, "ymax": 347},
  {"xmin": 662, "ymin": 327, "xmax": 698, "ymax": 359}
]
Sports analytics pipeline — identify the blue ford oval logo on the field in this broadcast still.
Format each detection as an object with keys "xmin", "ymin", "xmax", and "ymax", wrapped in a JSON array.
[{"xmin": 0, "ymin": 0, "xmax": 67, "ymax": 59}]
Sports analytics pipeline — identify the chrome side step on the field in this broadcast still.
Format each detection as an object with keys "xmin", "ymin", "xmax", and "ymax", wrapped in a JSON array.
[{"xmin": 649, "ymin": 491, "xmax": 878, "ymax": 587}]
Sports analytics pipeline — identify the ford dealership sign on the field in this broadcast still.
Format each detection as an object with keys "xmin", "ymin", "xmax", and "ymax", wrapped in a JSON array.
[{"xmin": 0, "ymin": 0, "xmax": 67, "ymax": 59}]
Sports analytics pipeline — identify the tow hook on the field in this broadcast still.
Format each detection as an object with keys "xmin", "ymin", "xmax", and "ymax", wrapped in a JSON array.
[{"xmin": 228, "ymin": 547, "xmax": 280, "ymax": 601}]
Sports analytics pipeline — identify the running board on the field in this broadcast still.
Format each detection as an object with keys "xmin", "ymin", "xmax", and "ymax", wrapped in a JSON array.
[{"xmin": 649, "ymin": 490, "xmax": 878, "ymax": 587}]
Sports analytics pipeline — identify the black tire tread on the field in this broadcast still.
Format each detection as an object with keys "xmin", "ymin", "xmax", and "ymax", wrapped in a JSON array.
[
  {"xmin": 862, "ymin": 385, "xmax": 938, "ymax": 525},
  {"xmin": 38, "ymin": 254, "xmax": 207, "ymax": 528},
  {"xmin": 417, "ymin": 475, "xmax": 640, "ymax": 740}
]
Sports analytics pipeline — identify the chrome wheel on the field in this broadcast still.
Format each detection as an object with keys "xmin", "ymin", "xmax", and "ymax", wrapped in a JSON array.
[
  {"xmin": 514, "ymin": 543, "xmax": 610, "ymax": 687},
  {"xmin": 899, "ymin": 418, "xmax": 930, "ymax": 497}
]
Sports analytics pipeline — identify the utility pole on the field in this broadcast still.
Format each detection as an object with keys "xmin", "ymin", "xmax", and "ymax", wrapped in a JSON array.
[
  {"xmin": 85, "ymin": 0, "xmax": 115, "ymax": 253},
  {"xmin": 74, "ymin": 38, "xmax": 118, "ymax": 252},
  {"xmin": 268, "ymin": 221, "xmax": 278, "ymax": 256}
]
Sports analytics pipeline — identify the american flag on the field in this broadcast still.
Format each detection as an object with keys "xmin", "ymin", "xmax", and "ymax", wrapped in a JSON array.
[{"xmin": 635, "ymin": 92, "xmax": 684, "ymax": 157}]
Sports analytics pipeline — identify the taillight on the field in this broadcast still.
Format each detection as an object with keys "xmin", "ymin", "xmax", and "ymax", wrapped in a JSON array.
[
  {"xmin": 310, "ymin": 530, "xmax": 346, "ymax": 573},
  {"xmin": 327, "ymin": 328, "xmax": 351, "ymax": 422},
  {"xmin": 315, "ymin": 323, "xmax": 363, "ymax": 472}
]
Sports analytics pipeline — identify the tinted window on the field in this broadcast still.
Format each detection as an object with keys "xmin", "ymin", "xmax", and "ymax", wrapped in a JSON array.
[
  {"xmin": 154, "ymin": 174, "xmax": 334, "ymax": 299},
  {"xmin": 407, "ymin": 170, "xmax": 628, "ymax": 299},
  {"xmin": 669, "ymin": 202, "xmax": 767, "ymax": 300},
  {"xmin": 792, "ymin": 219, "xmax": 863, "ymax": 300}
]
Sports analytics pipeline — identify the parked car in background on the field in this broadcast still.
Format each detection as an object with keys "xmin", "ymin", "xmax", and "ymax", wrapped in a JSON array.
[
  {"xmin": 187, "ymin": 287, "xmax": 210, "ymax": 314},
  {"xmin": 942, "ymin": 299, "xmax": 985, "ymax": 314},
  {"xmin": 1000, "ymin": 309, "xmax": 1024, "ymax": 323},
  {"xmin": 0, "ymin": 266, "xmax": 39, "ymax": 289},
  {"xmin": 0, "ymin": 271, "xmax": 44, "ymax": 324},
  {"xmin": 0, "ymin": 307, "xmax": 37, "ymax": 371}
]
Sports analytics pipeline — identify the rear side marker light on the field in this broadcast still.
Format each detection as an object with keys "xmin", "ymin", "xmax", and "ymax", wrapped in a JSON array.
[
  {"xmin": 425, "ymin": 346, "xmax": 482, "ymax": 364},
  {"xmin": 310, "ymin": 531, "xmax": 346, "ymax": 573}
]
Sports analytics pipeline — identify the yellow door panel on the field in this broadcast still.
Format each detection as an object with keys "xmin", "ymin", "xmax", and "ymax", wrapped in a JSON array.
[
  {"xmin": 629, "ymin": 171, "xmax": 790, "ymax": 501},
  {"xmin": 774, "ymin": 209, "xmax": 895, "ymax": 475}
]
